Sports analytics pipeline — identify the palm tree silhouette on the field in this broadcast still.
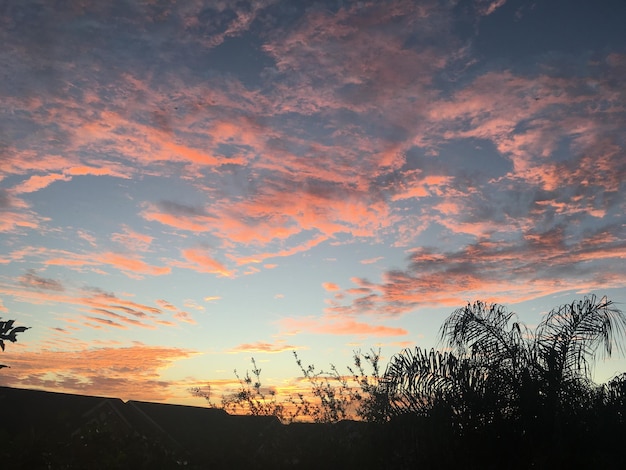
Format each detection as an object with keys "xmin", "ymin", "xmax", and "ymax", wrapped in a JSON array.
[
  {"xmin": 382, "ymin": 295, "xmax": 626, "ymax": 432},
  {"xmin": 380, "ymin": 295, "xmax": 626, "ymax": 467}
]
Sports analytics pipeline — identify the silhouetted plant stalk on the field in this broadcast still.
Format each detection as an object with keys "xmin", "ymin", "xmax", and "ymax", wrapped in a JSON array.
[{"xmin": 192, "ymin": 350, "xmax": 385, "ymax": 423}]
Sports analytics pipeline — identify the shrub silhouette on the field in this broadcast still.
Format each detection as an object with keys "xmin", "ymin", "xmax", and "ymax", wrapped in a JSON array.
[{"xmin": 207, "ymin": 351, "xmax": 384, "ymax": 424}]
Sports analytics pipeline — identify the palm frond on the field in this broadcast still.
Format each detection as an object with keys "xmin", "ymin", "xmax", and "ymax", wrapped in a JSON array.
[
  {"xmin": 534, "ymin": 295, "xmax": 626, "ymax": 382},
  {"xmin": 439, "ymin": 301, "xmax": 530, "ymax": 374}
]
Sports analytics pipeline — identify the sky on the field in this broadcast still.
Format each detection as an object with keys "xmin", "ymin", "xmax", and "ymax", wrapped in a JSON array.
[{"xmin": 1, "ymin": 0, "xmax": 626, "ymax": 407}]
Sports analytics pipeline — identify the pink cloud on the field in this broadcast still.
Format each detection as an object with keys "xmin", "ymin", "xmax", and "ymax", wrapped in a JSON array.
[
  {"xmin": 326, "ymin": 225, "xmax": 626, "ymax": 316},
  {"xmin": 232, "ymin": 235, "xmax": 328, "ymax": 266},
  {"xmin": 65, "ymin": 165, "xmax": 129, "ymax": 178},
  {"xmin": 173, "ymin": 310, "xmax": 196, "ymax": 324},
  {"xmin": 229, "ymin": 340, "xmax": 300, "ymax": 354},
  {"xmin": 10, "ymin": 164, "xmax": 130, "ymax": 194},
  {"xmin": 177, "ymin": 248, "xmax": 233, "ymax": 277},
  {"xmin": 391, "ymin": 175, "xmax": 455, "ymax": 201},
  {"xmin": 156, "ymin": 299, "xmax": 177, "ymax": 311},
  {"xmin": 12, "ymin": 173, "xmax": 72, "ymax": 193},
  {"xmin": 280, "ymin": 316, "xmax": 407, "ymax": 338},
  {"xmin": 476, "ymin": 0, "xmax": 507, "ymax": 16},
  {"xmin": 262, "ymin": 1, "xmax": 447, "ymax": 119},
  {"xmin": 0, "ymin": 279, "xmax": 194, "ymax": 332},
  {"xmin": 141, "ymin": 203, "xmax": 215, "ymax": 232},
  {"xmin": 0, "ymin": 211, "xmax": 42, "ymax": 232},
  {"xmin": 96, "ymin": 252, "xmax": 171, "ymax": 277},
  {"xmin": 0, "ymin": 193, "xmax": 45, "ymax": 232},
  {"xmin": 45, "ymin": 257, "xmax": 96, "ymax": 268},
  {"xmin": 87, "ymin": 308, "xmax": 150, "ymax": 329},
  {"xmin": 111, "ymin": 226, "xmax": 153, "ymax": 252},
  {"xmin": 322, "ymin": 282, "xmax": 340, "ymax": 292}
]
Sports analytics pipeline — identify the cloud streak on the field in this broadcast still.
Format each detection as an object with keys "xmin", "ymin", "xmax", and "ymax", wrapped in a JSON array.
[{"xmin": 280, "ymin": 316, "xmax": 408, "ymax": 338}]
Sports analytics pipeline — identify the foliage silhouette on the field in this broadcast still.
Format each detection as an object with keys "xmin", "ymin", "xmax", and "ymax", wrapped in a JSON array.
[
  {"xmin": 192, "ymin": 296, "xmax": 626, "ymax": 467},
  {"xmin": 380, "ymin": 295, "xmax": 626, "ymax": 467},
  {"xmin": 0, "ymin": 317, "xmax": 29, "ymax": 369},
  {"xmin": 382, "ymin": 296, "xmax": 626, "ymax": 425},
  {"xmin": 195, "ymin": 350, "xmax": 384, "ymax": 424}
]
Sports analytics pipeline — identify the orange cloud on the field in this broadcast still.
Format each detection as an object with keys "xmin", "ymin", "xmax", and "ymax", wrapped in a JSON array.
[
  {"xmin": 65, "ymin": 165, "xmax": 129, "ymax": 178},
  {"xmin": 280, "ymin": 316, "xmax": 407, "ymax": 337},
  {"xmin": 177, "ymin": 248, "xmax": 233, "ymax": 277},
  {"xmin": 322, "ymin": 282, "xmax": 340, "ymax": 291},
  {"xmin": 10, "ymin": 163, "xmax": 131, "ymax": 195},
  {"xmin": 230, "ymin": 340, "xmax": 300, "ymax": 354},
  {"xmin": 0, "ymin": 211, "xmax": 42, "ymax": 232},
  {"xmin": 97, "ymin": 252, "xmax": 171, "ymax": 278},
  {"xmin": 233, "ymin": 235, "xmax": 329, "ymax": 266},
  {"xmin": 173, "ymin": 310, "xmax": 196, "ymax": 324},
  {"xmin": 156, "ymin": 299, "xmax": 177, "ymax": 311},
  {"xmin": 12, "ymin": 173, "xmax": 72, "ymax": 193},
  {"xmin": 0, "ymin": 193, "xmax": 45, "ymax": 232},
  {"xmin": 40, "ymin": 248, "xmax": 169, "ymax": 278},
  {"xmin": 0, "ymin": 343, "xmax": 195, "ymax": 402},
  {"xmin": 141, "ymin": 203, "xmax": 215, "ymax": 232}
]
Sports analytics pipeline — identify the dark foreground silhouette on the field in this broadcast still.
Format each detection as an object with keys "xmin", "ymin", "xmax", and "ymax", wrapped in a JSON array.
[
  {"xmin": 1, "ymin": 384, "xmax": 624, "ymax": 469},
  {"xmin": 3, "ymin": 297, "xmax": 625, "ymax": 468}
]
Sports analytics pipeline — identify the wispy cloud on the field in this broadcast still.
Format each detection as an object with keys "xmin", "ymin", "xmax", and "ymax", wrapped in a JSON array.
[
  {"xmin": 97, "ymin": 252, "xmax": 171, "ymax": 278},
  {"xmin": 19, "ymin": 269, "xmax": 64, "ymax": 291},
  {"xmin": 111, "ymin": 226, "xmax": 153, "ymax": 252},
  {"xmin": 175, "ymin": 248, "xmax": 233, "ymax": 277},
  {"xmin": 0, "ymin": 191, "xmax": 46, "ymax": 232},
  {"xmin": 0, "ymin": 280, "xmax": 196, "ymax": 332},
  {"xmin": 230, "ymin": 340, "xmax": 300, "ymax": 354},
  {"xmin": 280, "ymin": 316, "xmax": 408, "ymax": 338},
  {"xmin": 327, "ymin": 224, "xmax": 626, "ymax": 315}
]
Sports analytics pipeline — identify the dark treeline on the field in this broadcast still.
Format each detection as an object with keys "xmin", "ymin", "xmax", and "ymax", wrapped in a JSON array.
[
  {"xmin": 2, "ymin": 295, "xmax": 626, "ymax": 468},
  {"xmin": 198, "ymin": 294, "xmax": 626, "ymax": 468}
]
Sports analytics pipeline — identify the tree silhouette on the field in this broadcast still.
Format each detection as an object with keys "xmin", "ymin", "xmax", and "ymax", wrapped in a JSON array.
[
  {"xmin": 382, "ymin": 295, "xmax": 626, "ymax": 427},
  {"xmin": 380, "ymin": 295, "xmax": 626, "ymax": 467},
  {"xmin": 0, "ymin": 317, "xmax": 30, "ymax": 369}
]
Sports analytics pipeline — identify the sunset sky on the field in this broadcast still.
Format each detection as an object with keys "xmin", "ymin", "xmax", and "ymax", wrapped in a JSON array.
[{"xmin": 1, "ymin": 0, "xmax": 626, "ymax": 407}]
